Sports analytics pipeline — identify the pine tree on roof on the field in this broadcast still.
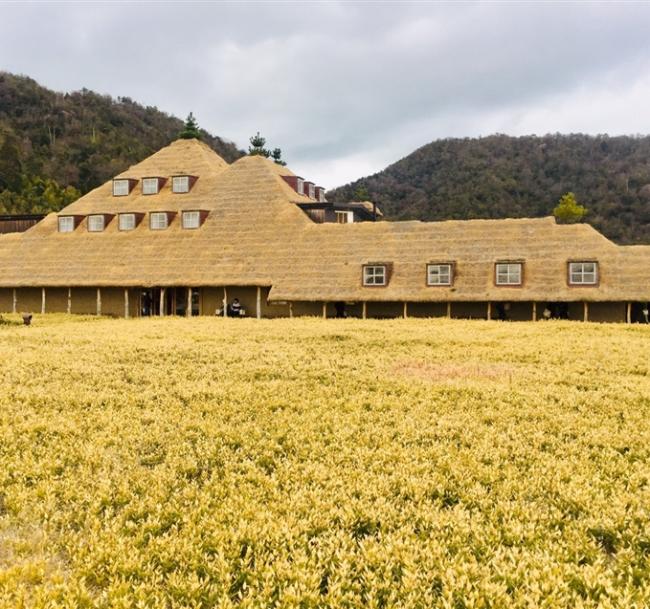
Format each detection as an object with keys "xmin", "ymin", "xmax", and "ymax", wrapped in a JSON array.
[{"xmin": 179, "ymin": 113, "xmax": 201, "ymax": 140}]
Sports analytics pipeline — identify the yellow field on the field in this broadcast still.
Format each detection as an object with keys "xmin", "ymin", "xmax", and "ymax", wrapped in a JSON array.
[{"xmin": 1, "ymin": 315, "xmax": 649, "ymax": 608}]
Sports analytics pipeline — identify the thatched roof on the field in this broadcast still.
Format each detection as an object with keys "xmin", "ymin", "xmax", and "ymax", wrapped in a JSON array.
[{"xmin": 0, "ymin": 138, "xmax": 648, "ymax": 302}]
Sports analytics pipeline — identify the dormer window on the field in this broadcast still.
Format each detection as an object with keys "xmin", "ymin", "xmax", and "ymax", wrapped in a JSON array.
[
  {"xmin": 315, "ymin": 187, "xmax": 326, "ymax": 202},
  {"xmin": 88, "ymin": 215, "xmax": 106, "ymax": 232},
  {"xmin": 58, "ymin": 216, "xmax": 75, "ymax": 233},
  {"xmin": 296, "ymin": 178, "xmax": 305, "ymax": 195},
  {"xmin": 113, "ymin": 179, "xmax": 135, "ymax": 196},
  {"xmin": 569, "ymin": 261, "xmax": 598, "ymax": 285},
  {"xmin": 150, "ymin": 212, "xmax": 169, "ymax": 230},
  {"xmin": 495, "ymin": 262, "xmax": 523, "ymax": 286},
  {"xmin": 363, "ymin": 264, "xmax": 388, "ymax": 286},
  {"xmin": 182, "ymin": 211, "xmax": 200, "ymax": 229},
  {"xmin": 119, "ymin": 213, "xmax": 136, "ymax": 231},
  {"xmin": 172, "ymin": 176, "xmax": 196, "ymax": 193},
  {"xmin": 306, "ymin": 182, "xmax": 316, "ymax": 199},
  {"xmin": 142, "ymin": 177, "xmax": 162, "ymax": 195}
]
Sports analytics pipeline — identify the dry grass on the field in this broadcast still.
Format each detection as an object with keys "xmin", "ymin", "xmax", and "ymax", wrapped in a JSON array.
[{"xmin": 0, "ymin": 315, "xmax": 649, "ymax": 608}]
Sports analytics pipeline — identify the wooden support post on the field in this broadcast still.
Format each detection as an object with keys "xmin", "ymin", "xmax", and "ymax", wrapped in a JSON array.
[
  {"xmin": 96, "ymin": 288, "xmax": 102, "ymax": 316},
  {"xmin": 362, "ymin": 301, "xmax": 367, "ymax": 319},
  {"xmin": 487, "ymin": 302, "xmax": 492, "ymax": 321},
  {"xmin": 289, "ymin": 302, "xmax": 293, "ymax": 318},
  {"xmin": 626, "ymin": 302, "xmax": 632, "ymax": 324},
  {"xmin": 322, "ymin": 302, "xmax": 327, "ymax": 319},
  {"xmin": 159, "ymin": 288, "xmax": 165, "ymax": 317},
  {"xmin": 41, "ymin": 287, "xmax": 46, "ymax": 314},
  {"xmin": 12, "ymin": 288, "xmax": 17, "ymax": 314},
  {"xmin": 403, "ymin": 302, "xmax": 408, "ymax": 318},
  {"xmin": 186, "ymin": 287, "xmax": 192, "ymax": 318},
  {"xmin": 532, "ymin": 301, "xmax": 537, "ymax": 321},
  {"xmin": 583, "ymin": 301, "xmax": 589, "ymax": 322},
  {"xmin": 446, "ymin": 302, "xmax": 451, "ymax": 319},
  {"xmin": 67, "ymin": 288, "xmax": 72, "ymax": 315},
  {"xmin": 223, "ymin": 287, "xmax": 227, "ymax": 317},
  {"xmin": 256, "ymin": 286, "xmax": 261, "ymax": 319},
  {"xmin": 124, "ymin": 289, "xmax": 130, "ymax": 319}
]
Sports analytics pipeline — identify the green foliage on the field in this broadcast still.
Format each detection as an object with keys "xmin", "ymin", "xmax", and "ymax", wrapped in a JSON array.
[
  {"xmin": 178, "ymin": 112, "xmax": 201, "ymax": 140},
  {"xmin": 553, "ymin": 192, "xmax": 588, "ymax": 223},
  {"xmin": 352, "ymin": 185, "xmax": 370, "ymax": 201},
  {"xmin": 248, "ymin": 133, "xmax": 287, "ymax": 165},
  {"xmin": 248, "ymin": 132, "xmax": 270, "ymax": 157},
  {"xmin": 271, "ymin": 147, "xmax": 286, "ymax": 166},
  {"xmin": 327, "ymin": 134, "xmax": 650, "ymax": 244},
  {"xmin": 0, "ymin": 72, "xmax": 244, "ymax": 215}
]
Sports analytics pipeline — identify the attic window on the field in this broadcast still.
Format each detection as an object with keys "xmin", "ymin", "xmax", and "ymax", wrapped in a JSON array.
[
  {"xmin": 119, "ymin": 213, "xmax": 136, "ymax": 231},
  {"xmin": 308, "ymin": 183, "xmax": 316, "ymax": 199},
  {"xmin": 316, "ymin": 187, "xmax": 326, "ymax": 203},
  {"xmin": 427, "ymin": 263, "xmax": 453, "ymax": 286},
  {"xmin": 88, "ymin": 215, "xmax": 105, "ymax": 232},
  {"xmin": 58, "ymin": 216, "xmax": 75, "ymax": 233},
  {"xmin": 363, "ymin": 264, "xmax": 387, "ymax": 286},
  {"xmin": 182, "ymin": 211, "xmax": 200, "ymax": 229},
  {"xmin": 296, "ymin": 178, "xmax": 305, "ymax": 195},
  {"xmin": 150, "ymin": 212, "xmax": 169, "ymax": 230},
  {"xmin": 113, "ymin": 179, "xmax": 132, "ymax": 196},
  {"xmin": 142, "ymin": 178, "xmax": 160, "ymax": 195},
  {"xmin": 569, "ymin": 261, "xmax": 598, "ymax": 285},
  {"xmin": 172, "ymin": 176, "xmax": 190, "ymax": 193},
  {"xmin": 495, "ymin": 262, "xmax": 523, "ymax": 286}
]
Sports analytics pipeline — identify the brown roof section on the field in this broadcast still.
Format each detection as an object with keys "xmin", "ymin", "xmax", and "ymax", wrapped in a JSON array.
[{"xmin": 0, "ymin": 138, "xmax": 648, "ymax": 302}]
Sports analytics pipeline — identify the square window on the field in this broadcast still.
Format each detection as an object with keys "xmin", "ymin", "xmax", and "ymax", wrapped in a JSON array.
[
  {"xmin": 568, "ymin": 262, "xmax": 598, "ymax": 285},
  {"xmin": 142, "ymin": 178, "xmax": 159, "ymax": 195},
  {"xmin": 58, "ymin": 216, "xmax": 75, "ymax": 233},
  {"xmin": 119, "ymin": 214, "xmax": 136, "ymax": 231},
  {"xmin": 113, "ymin": 180, "xmax": 130, "ymax": 196},
  {"xmin": 495, "ymin": 262, "xmax": 522, "ymax": 286},
  {"xmin": 363, "ymin": 265, "xmax": 387, "ymax": 286},
  {"xmin": 88, "ymin": 215, "xmax": 105, "ymax": 232},
  {"xmin": 150, "ymin": 212, "xmax": 169, "ymax": 230},
  {"xmin": 182, "ymin": 211, "xmax": 200, "ymax": 229},
  {"xmin": 172, "ymin": 176, "xmax": 190, "ymax": 193},
  {"xmin": 427, "ymin": 264, "xmax": 452, "ymax": 286}
]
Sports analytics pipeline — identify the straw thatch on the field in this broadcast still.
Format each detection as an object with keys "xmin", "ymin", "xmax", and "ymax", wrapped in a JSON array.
[{"xmin": 0, "ymin": 138, "xmax": 648, "ymax": 303}]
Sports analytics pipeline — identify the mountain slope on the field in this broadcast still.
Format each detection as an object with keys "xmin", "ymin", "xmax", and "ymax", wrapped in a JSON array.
[
  {"xmin": 0, "ymin": 72, "xmax": 244, "ymax": 214},
  {"xmin": 327, "ymin": 134, "xmax": 650, "ymax": 244}
]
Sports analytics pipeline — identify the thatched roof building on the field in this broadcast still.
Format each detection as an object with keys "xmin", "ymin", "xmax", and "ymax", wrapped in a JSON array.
[{"xmin": 0, "ymin": 138, "xmax": 648, "ymax": 322}]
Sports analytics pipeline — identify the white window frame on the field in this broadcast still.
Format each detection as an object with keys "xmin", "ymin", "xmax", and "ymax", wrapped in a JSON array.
[
  {"xmin": 427, "ymin": 263, "xmax": 453, "ymax": 286},
  {"xmin": 150, "ymin": 212, "xmax": 169, "ymax": 230},
  {"xmin": 296, "ymin": 178, "xmax": 304, "ymax": 196},
  {"xmin": 569, "ymin": 261, "xmax": 598, "ymax": 285},
  {"xmin": 308, "ymin": 183, "xmax": 315, "ymax": 199},
  {"xmin": 495, "ymin": 262, "xmax": 522, "ymax": 286},
  {"xmin": 87, "ymin": 215, "xmax": 105, "ymax": 232},
  {"xmin": 336, "ymin": 210, "xmax": 354, "ymax": 224},
  {"xmin": 113, "ymin": 179, "xmax": 130, "ymax": 196},
  {"xmin": 182, "ymin": 211, "xmax": 201, "ymax": 229},
  {"xmin": 58, "ymin": 216, "xmax": 75, "ymax": 233},
  {"xmin": 172, "ymin": 176, "xmax": 190, "ymax": 193},
  {"xmin": 142, "ymin": 178, "xmax": 159, "ymax": 195},
  {"xmin": 363, "ymin": 265, "xmax": 387, "ymax": 286},
  {"xmin": 119, "ymin": 213, "xmax": 136, "ymax": 231}
]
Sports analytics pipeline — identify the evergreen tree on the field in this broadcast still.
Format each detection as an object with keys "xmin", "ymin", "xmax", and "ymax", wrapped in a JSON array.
[
  {"xmin": 271, "ymin": 148, "xmax": 286, "ymax": 166},
  {"xmin": 248, "ymin": 132, "xmax": 270, "ymax": 157},
  {"xmin": 179, "ymin": 112, "xmax": 201, "ymax": 139},
  {"xmin": 553, "ymin": 192, "xmax": 588, "ymax": 224},
  {"xmin": 352, "ymin": 185, "xmax": 370, "ymax": 201}
]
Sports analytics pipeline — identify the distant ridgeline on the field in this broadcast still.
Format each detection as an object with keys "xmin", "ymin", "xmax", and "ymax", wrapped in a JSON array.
[
  {"xmin": 327, "ymin": 134, "xmax": 650, "ymax": 244},
  {"xmin": 0, "ymin": 72, "xmax": 244, "ymax": 215}
]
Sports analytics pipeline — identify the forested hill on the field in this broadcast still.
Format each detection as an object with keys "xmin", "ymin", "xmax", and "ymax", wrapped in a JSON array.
[
  {"xmin": 327, "ymin": 134, "xmax": 650, "ymax": 244},
  {"xmin": 0, "ymin": 72, "xmax": 243, "ymax": 214}
]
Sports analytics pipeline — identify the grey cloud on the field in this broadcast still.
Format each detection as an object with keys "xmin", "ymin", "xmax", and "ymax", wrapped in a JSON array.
[{"xmin": 1, "ymin": 2, "xmax": 650, "ymax": 187}]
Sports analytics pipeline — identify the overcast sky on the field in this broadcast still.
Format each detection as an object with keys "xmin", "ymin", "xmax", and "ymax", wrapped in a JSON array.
[{"xmin": 2, "ymin": 1, "xmax": 650, "ymax": 188}]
